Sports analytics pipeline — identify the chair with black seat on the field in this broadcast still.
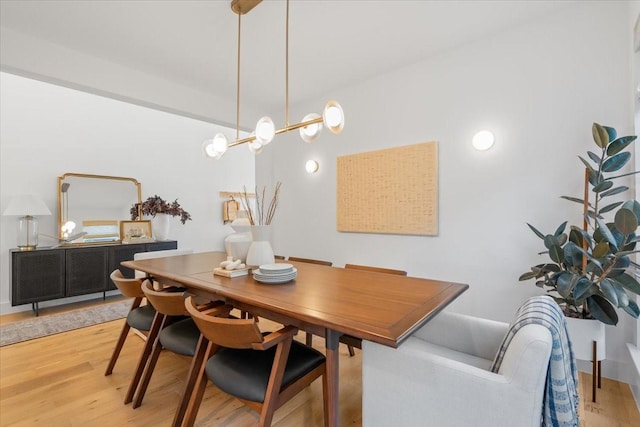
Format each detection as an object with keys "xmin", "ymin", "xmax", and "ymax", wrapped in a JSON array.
[
  {"xmin": 127, "ymin": 281, "xmax": 221, "ymax": 414},
  {"xmin": 182, "ymin": 296, "xmax": 328, "ymax": 427},
  {"xmin": 104, "ymin": 269, "xmax": 156, "ymax": 376},
  {"xmin": 287, "ymin": 257, "xmax": 333, "ymax": 348},
  {"xmin": 342, "ymin": 263, "xmax": 407, "ymax": 356}
]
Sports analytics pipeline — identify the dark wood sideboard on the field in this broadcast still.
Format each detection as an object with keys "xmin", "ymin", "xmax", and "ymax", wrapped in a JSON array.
[{"xmin": 11, "ymin": 240, "xmax": 177, "ymax": 315}]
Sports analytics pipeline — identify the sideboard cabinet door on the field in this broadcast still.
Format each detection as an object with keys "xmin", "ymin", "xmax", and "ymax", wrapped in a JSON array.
[
  {"xmin": 66, "ymin": 247, "xmax": 109, "ymax": 296},
  {"xmin": 107, "ymin": 243, "xmax": 146, "ymax": 288},
  {"xmin": 11, "ymin": 250, "xmax": 65, "ymax": 305}
]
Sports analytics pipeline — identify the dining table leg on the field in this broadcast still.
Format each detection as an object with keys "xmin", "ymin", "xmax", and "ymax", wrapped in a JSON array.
[{"xmin": 325, "ymin": 329, "xmax": 340, "ymax": 427}]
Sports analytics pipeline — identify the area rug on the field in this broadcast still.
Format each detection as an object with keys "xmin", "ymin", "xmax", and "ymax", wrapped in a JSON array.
[{"xmin": 0, "ymin": 300, "xmax": 130, "ymax": 347}]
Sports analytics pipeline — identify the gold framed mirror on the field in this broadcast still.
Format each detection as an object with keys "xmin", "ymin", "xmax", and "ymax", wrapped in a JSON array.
[{"xmin": 57, "ymin": 173, "xmax": 142, "ymax": 244}]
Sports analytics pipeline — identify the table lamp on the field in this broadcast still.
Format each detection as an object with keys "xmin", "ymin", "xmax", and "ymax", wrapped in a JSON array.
[{"xmin": 2, "ymin": 194, "xmax": 52, "ymax": 250}]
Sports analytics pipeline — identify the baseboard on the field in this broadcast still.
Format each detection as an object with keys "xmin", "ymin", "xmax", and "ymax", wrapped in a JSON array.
[
  {"xmin": 575, "ymin": 357, "xmax": 633, "ymax": 386},
  {"xmin": 0, "ymin": 290, "xmax": 122, "ymax": 315}
]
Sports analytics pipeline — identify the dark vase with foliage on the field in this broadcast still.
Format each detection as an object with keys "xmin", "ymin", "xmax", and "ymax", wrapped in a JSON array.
[
  {"xmin": 130, "ymin": 195, "xmax": 192, "ymax": 224},
  {"xmin": 520, "ymin": 123, "xmax": 639, "ymax": 325}
]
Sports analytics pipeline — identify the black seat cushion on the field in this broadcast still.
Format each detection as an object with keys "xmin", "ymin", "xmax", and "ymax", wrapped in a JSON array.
[
  {"xmin": 159, "ymin": 318, "xmax": 201, "ymax": 357},
  {"xmin": 205, "ymin": 340, "xmax": 325, "ymax": 403},
  {"xmin": 126, "ymin": 304, "xmax": 156, "ymax": 331}
]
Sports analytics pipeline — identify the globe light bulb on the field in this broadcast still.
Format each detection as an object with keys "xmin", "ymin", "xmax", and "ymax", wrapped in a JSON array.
[
  {"xmin": 212, "ymin": 133, "xmax": 228, "ymax": 154},
  {"xmin": 202, "ymin": 139, "xmax": 217, "ymax": 158},
  {"xmin": 247, "ymin": 132, "xmax": 263, "ymax": 155},
  {"xmin": 299, "ymin": 113, "xmax": 323, "ymax": 143},
  {"xmin": 322, "ymin": 100, "xmax": 344, "ymax": 134},
  {"xmin": 255, "ymin": 116, "xmax": 275, "ymax": 145}
]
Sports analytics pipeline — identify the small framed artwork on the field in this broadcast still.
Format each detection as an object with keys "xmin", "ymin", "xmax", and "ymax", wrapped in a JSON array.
[{"xmin": 120, "ymin": 220, "xmax": 153, "ymax": 243}]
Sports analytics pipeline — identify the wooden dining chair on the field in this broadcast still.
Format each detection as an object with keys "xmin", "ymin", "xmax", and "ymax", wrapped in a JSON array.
[
  {"xmin": 287, "ymin": 256, "xmax": 333, "ymax": 266},
  {"xmin": 287, "ymin": 257, "xmax": 334, "ymax": 348},
  {"xmin": 104, "ymin": 269, "xmax": 156, "ymax": 376},
  {"xmin": 126, "ymin": 281, "xmax": 222, "ymax": 414},
  {"xmin": 342, "ymin": 264, "xmax": 407, "ymax": 356},
  {"xmin": 181, "ymin": 296, "xmax": 328, "ymax": 427}
]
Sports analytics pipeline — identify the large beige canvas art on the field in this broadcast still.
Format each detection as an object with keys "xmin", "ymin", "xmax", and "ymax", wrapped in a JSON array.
[{"xmin": 337, "ymin": 141, "xmax": 438, "ymax": 236}]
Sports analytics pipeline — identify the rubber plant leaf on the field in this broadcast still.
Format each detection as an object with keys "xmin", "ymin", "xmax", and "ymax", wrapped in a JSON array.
[
  {"xmin": 586, "ymin": 294, "xmax": 618, "ymax": 325},
  {"xmin": 599, "ymin": 201, "xmax": 624, "ymax": 214},
  {"xmin": 602, "ymin": 152, "xmax": 631, "ymax": 172},
  {"xmin": 599, "ymin": 279, "xmax": 619, "ymax": 307},
  {"xmin": 600, "ymin": 186, "xmax": 629, "ymax": 198},
  {"xmin": 606, "ymin": 135, "xmax": 637, "ymax": 156},
  {"xmin": 548, "ymin": 244, "xmax": 564, "ymax": 264},
  {"xmin": 592, "ymin": 180, "xmax": 613, "ymax": 193},
  {"xmin": 554, "ymin": 221, "xmax": 567, "ymax": 237},
  {"xmin": 519, "ymin": 271, "xmax": 538, "ymax": 281},
  {"xmin": 622, "ymin": 300, "xmax": 640, "ymax": 318},
  {"xmin": 587, "ymin": 151, "xmax": 601, "ymax": 164},
  {"xmin": 611, "ymin": 281, "xmax": 629, "ymax": 308},
  {"xmin": 614, "ymin": 208, "xmax": 638, "ymax": 236},
  {"xmin": 527, "ymin": 223, "xmax": 545, "ymax": 239},
  {"xmin": 560, "ymin": 196, "xmax": 587, "ymax": 205},
  {"xmin": 555, "ymin": 272, "xmax": 574, "ymax": 298},
  {"xmin": 621, "ymin": 200, "xmax": 640, "ymax": 222},
  {"xmin": 611, "ymin": 273, "xmax": 640, "ymax": 295},
  {"xmin": 578, "ymin": 156, "xmax": 596, "ymax": 173},
  {"xmin": 572, "ymin": 277, "xmax": 594, "ymax": 301},
  {"xmin": 596, "ymin": 217, "xmax": 617, "ymax": 250},
  {"xmin": 592, "ymin": 123, "xmax": 610, "ymax": 148},
  {"xmin": 603, "ymin": 125, "xmax": 617, "ymax": 142}
]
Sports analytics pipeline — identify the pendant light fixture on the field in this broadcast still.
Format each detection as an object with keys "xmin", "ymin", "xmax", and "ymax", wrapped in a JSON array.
[{"xmin": 203, "ymin": 0, "xmax": 345, "ymax": 159}]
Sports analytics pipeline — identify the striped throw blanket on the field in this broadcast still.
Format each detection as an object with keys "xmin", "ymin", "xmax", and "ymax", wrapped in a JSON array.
[{"xmin": 490, "ymin": 296, "xmax": 579, "ymax": 427}]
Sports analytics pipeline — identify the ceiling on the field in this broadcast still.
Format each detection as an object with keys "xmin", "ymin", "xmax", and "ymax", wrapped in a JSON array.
[{"xmin": 0, "ymin": 0, "xmax": 572, "ymax": 116}]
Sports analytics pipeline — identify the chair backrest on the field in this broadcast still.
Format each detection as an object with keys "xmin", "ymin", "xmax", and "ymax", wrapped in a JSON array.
[
  {"xmin": 185, "ymin": 296, "xmax": 263, "ymax": 349},
  {"xmin": 288, "ymin": 256, "xmax": 332, "ymax": 266},
  {"xmin": 134, "ymin": 248, "xmax": 194, "ymax": 278},
  {"xmin": 110, "ymin": 269, "xmax": 145, "ymax": 298},
  {"xmin": 344, "ymin": 263, "xmax": 407, "ymax": 276},
  {"xmin": 141, "ymin": 280, "xmax": 188, "ymax": 316}
]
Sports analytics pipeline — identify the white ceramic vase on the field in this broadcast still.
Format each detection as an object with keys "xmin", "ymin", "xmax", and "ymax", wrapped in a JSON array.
[
  {"xmin": 225, "ymin": 230, "xmax": 252, "ymax": 262},
  {"xmin": 245, "ymin": 225, "xmax": 275, "ymax": 267},
  {"xmin": 565, "ymin": 317, "xmax": 606, "ymax": 361},
  {"xmin": 151, "ymin": 213, "xmax": 170, "ymax": 241}
]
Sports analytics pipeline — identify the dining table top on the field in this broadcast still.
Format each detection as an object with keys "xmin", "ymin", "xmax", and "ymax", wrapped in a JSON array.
[{"xmin": 122, "ymin": 251, "xmax": 469, "ymax": 348}]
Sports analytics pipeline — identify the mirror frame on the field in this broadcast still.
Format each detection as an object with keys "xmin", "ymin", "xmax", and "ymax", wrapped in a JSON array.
[{"xmin": 57, "ymin": 173, "xmax": 142, "ymax": 243}]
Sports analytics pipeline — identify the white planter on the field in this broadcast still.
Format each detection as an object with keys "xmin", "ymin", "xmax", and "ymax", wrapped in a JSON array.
[
  {"xmin": 245, "ymin": 225, "xmax": 275, "ymax": 267},
  {"xmin": 224, "ymin": 231, "xmax": 252, "ymax": 262},
  {"xmin": 565, "ymin": 317, "xmax": 606, "ymax": 361},
  {"xmin": 151, "ymin": 213, "xmax": 171, "ymax": 241}
]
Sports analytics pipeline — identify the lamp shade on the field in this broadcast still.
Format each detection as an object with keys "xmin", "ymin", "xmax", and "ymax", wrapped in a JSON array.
[{"xmin": 3, "ymin": 194, "xmax": 51, "ymax": 216}]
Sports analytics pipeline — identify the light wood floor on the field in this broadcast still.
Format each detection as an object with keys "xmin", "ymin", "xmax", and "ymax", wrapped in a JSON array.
[{"xmin": 0, "ymin": 299, "xmax": 638, "ymax": 426}]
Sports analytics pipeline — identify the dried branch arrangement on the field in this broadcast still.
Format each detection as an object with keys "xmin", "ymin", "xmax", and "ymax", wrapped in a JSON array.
[{"xmin": 241, "ymin": 181, "xmax": 282, "ymax": 225}]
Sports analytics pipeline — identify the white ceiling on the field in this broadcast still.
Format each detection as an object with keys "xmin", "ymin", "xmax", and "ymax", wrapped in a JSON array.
[{"xmin": 0, "ymin": 0, "xmax": 573, "ymax": 114}]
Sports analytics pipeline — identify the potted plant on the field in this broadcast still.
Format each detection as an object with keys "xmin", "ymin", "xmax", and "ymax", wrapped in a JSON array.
[
  {"xmin": 520, "ymin": 123, "xmax": 639, "ymax": 325},
  {"xmin": 519, "ymin": 123, "xmax": 639, "ymax": 395},
  {"xmin": 130, "ymin": 195, "xmax": 192, "ymax": 240}
]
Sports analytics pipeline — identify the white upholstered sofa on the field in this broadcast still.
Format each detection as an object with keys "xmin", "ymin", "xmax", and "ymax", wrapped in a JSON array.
[{"xmin": 362, "ymin": 311, "xmax": 553, "ymax": 427}]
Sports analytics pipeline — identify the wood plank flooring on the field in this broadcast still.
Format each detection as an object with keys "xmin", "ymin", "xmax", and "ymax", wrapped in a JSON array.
[{"xmin": 0, "ymin": 299, "xmax": 638, "ymax": 426}]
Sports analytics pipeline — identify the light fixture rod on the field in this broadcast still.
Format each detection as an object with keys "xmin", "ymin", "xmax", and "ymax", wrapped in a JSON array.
[
  {"xmin": 236, "ymin": 12, "xmax": 241, "ymax": 140},
  {"xmin": 285, "ymin": 0, "xmax": 290, "ymax": 127},
  {"xmin": 228, "ymin": 116, "xmax": 324, "ymax": 148}
]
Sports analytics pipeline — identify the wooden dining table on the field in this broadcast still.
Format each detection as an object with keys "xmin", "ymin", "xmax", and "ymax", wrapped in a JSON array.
[{"xmin": 122, "ymin": 251, "xmax": 468, "ymax": 426}]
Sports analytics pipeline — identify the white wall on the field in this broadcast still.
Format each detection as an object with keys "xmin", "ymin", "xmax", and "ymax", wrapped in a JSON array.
[
  {"xmin": 0, "ymin": 72, "xmax": 255, "ymax": 314},
  {"xmin": 258, "ymin": 1, "xmax": 637, "ymax": 383}
]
